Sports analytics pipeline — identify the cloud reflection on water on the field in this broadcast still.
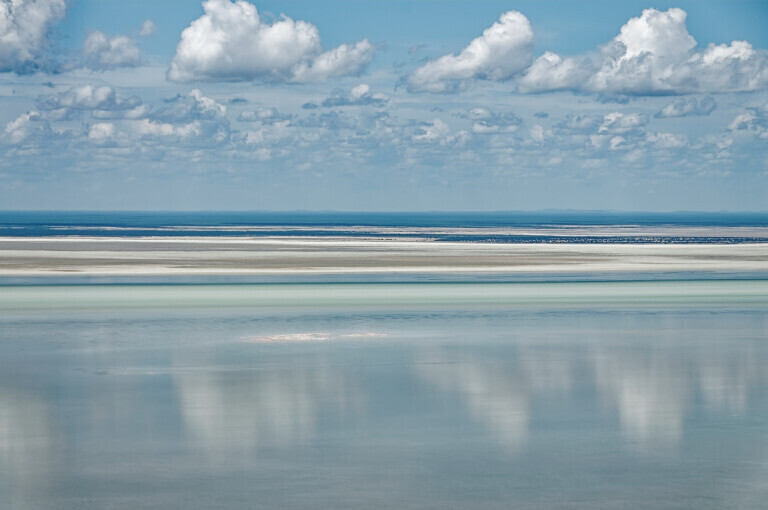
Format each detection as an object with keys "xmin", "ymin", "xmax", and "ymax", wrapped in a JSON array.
[
  {"xmin": 415, "ymin": 336, "xmax": 767, "ymax": 455},
  {"xmin": 2, "ymin": 304, "xmax": 767, "ymax": 509},
  {"xmin": 0, "ymin": 390, "xmax": 54, "ymax": 508},
  {"xmin": 173, "ymin": 365, "xmax": 364, "ymax": 460},
  {"xmin": 417, "ymin": 355, "xmax": 530, "ymax": 452},
  {"xmin": 593, "ymin": 348, "xmax": 690, "ymax": 450}
]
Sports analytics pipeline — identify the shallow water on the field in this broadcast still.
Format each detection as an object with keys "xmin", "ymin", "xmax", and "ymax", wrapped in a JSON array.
[{"xmin": 1, "ymin": 282, "xmax": 768, "ymax": 509}]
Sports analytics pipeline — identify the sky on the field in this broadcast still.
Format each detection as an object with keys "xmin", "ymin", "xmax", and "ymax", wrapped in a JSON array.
[{"xmin": 1, "ymin": 0, "xmax": 767, "ymax": 211}]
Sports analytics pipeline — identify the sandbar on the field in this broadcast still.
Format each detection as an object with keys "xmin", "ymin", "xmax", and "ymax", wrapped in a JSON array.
[{"xmin": 1, "ymin": 236, "xmax": 767, "ymax": 276}]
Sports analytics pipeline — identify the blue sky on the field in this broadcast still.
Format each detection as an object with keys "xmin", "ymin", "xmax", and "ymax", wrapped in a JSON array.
[{"xmin": 1, "ymin": 0, "xmax": 767, "ymax": 211}]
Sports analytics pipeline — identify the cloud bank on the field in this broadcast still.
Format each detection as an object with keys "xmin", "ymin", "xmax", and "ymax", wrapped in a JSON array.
[{"xmin": 167, "ymin": 0, "xmax": 374, "ymax": 83}]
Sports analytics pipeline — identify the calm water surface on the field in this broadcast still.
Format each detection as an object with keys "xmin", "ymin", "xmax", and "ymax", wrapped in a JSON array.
[{"xmin": 1, "ymin": 282, "xmax": 768, "ymax": 509}]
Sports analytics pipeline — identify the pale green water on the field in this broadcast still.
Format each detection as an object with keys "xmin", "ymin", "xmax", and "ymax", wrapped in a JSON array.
[
  {"xmin": 3, "ymin": 280, "xmax": 768, "ymax": 311},
  {"xmin": 1, "ymin": 281, "xmax": 767, "ymax": 509}
]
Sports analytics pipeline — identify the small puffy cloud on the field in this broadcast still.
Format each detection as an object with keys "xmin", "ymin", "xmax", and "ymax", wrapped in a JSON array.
[
  {"xmin": 136, "ymin": 119, "xmax": 201, "ymax": 139},
  {"xmin": 83, "ymin": 31, "xmax": 140, "ymax": 70},
  {"xmin": 408, "ymin": 44, "xmax": 423, "ymax": 55},
  {"xmin": 37, "ymin": 85, "xmax": 144, "ymax": 120},
  {"xmin": 529, "ymin": 124, "xmax": 547, "ymax": 142},
  {"xmin": 609, "ymin": 135, "xmax": 628, "ymax": 150},
  {"xmin": 4, "ymin": 111, "xmax": 49, "ymax": 145},
  {"xmin": 134, "ymin": 115, "xmax": 230, "ymax": 147},
  {"xmin": 0, "ymin": 0, "xmax": 65, "ymax": 73},
  {"xmin": 38, "ymin": 85, "xmax": 134, "ymax": 110},
  {"xmin": 237, "ymin": 107, "xmax": 292, "ymax": 124},
  {"xmin": 655, "ymin": 97, "xmax": 716, "ymax": 118},
  {"xmin": 413, "ymin": 119, "xmax": 450, "ymax": 141},
  {"xmin": 598, "ymin": 112, "xmax": 648, "ymax": 134},
  {"xmin": 152, "ymin": 89, "xmax": 226, "ymax": 123},
  {"xmin": 87, "ymin": 122, "xmax": 116, "ymax": 145},
  {"xmin": 646, "ymin": 132, "xmax": 688, "ymax": 149},
  {"xmin": 405, "ymin": 11, "xmax": 533, "ymax": 93},
  {"xmin": 465, "ymin": 108, "xmax": 492, "ymax": 120},
  {"xmin": 140, "ymin": 19, "xmax": 156, "ymax": 36},
  {"xmin": 464, "ymin": 108, "xmax": 521, "ymax": 134},
  {"xmin": 554, "ymin": 114, "xmax": 602, "ymax": 134},
  {"xmin": 589, "ymin": 133, "xmax": 636, "ymax": 152},
  {"xmin": 411, "ymin": 119, "xmax": 469, "ymax": 146},
  {"xmin": 518, "ymin": 8, "xmax": 768, "ymax": 95},
  {"xmin": 126, "ymin": 89, "xmax": 231, "ymax": 146},
  {"xmin": 728, "ymin": 103, "xmax": 768, "ymax": 138},
  {"xmin": 308, "ymin": 84, "xmax": 389, "ymax": 108},
  {"xmin": 237, "ymin": 129, "xmax": 265, "ymax": 146},
  {"xmin": 234, "ymin": 117, "xmax": 295, "ymax": 147},
  {"xmin": 472, "ymin": 123, "xmax": 505, "ymax": 134},
  {"xmin": 92, "ymin": 104, "xmax": 150, "ymax": 120},
  {"xmin": 297, "ymin": 111, "xmax": 356, "ymax": 130},
  {"xmin": 167, "ymin": 0, "xmax": 374, "ymax": 83},
  {"xmin": 586, "ymin": 112, "xmax": 649, "ymax": 152}
]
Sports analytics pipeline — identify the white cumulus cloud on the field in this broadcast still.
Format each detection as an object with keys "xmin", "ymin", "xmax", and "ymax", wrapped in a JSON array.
[
  {"xmin": 83, "ymin": 31, "xmax": 141, "ymax": 70},
  {"xmin": 0, "ymin": 0, "xmax": 65, "ymax": 73},
  {"xmin": 167, "ymin": 0, "xmax": 374, "ymax": 83},
  {"xmin": 518, "ymin": 8, "xmax": 768, "ymax": 95},
  {"xmin": 405, "ymin": 11, "xmax": 533, "ymax": 93}
]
